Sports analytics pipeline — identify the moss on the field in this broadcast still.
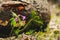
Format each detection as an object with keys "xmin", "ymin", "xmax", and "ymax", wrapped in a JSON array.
[{"xmin": 54, "ymin": 30, "xmax": 60, "ymax": 34}]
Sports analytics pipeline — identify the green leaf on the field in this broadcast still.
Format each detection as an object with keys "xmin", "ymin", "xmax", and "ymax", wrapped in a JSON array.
[
  {"xmin": 26, "ymin": 30, "xmax": 34, "ymax": 35},
  {"xmin": 30, "ymin": 10, "xmax": 37, "ymax": 18},
  {"xmin": 34, "ymin": 16, "xmax": 40, "ymax": 20},
  {"xmin": 33, "ymin": 20, "xmax": 43, "ymax": 24},
  {"xmin": 10, "ymin": 18, "xmax": 16, "ymax": 27},
  {"xmin": 14, "ymin": 29, "xmax": 20, "ymax": 35},
  {"xmin": 10, "ymin": 18, "xmax": 14, "ymax": 21},
  {"xmin": 33, "ymin": 15, "xmax": 43, "ymax": 25},
  {"xmin": 12, "ymin": 12, "xmax": 17, "ymax": 17}
]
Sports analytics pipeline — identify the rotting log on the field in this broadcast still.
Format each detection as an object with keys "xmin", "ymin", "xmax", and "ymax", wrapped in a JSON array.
[
  {"xmin": 0, "ymin": 1, "xmax": 30, "ymax": 26},
  {"xmin": 0, "ymin": 1, "xmax": 51, "ymax": 31}
]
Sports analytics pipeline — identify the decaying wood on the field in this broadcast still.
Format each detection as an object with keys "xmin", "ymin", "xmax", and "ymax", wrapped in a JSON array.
[
  {"xmin": 0, "ymin": 0, "xmax": 51, "ymax": 28},
  {"xmin": 0, "ymin": 1, "xmax": 29, "ymax": 10},
  {"xmin": 0, "ymin": 1, "xmax": 29, "ymax": 5},
  {"xmin": 0, "ymin": 1, "xmax": 31, "ymax": 26}
]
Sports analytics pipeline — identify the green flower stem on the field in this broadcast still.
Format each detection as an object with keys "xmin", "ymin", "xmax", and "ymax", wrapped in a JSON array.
[
  {"xmin": 20, "ymin": 19, "xmax": 33, "ymax": 32},
  {"xmin": 10, "ymin": 26, "xmax": 15, "ymax": 36},
  {"xmin": 19, "ymin": 16, "xmax": 38, "ymax": 32},
  {"xmin": 12, "ymin": 11, "xmax": 22, "ymax": 29},
  {"xmin": 18, "ymin": 17, "xmax": 21, "ymax": 29},
  {"xmin": 10, "ymin": 12, "xmax": 22, "ymax": 36}
]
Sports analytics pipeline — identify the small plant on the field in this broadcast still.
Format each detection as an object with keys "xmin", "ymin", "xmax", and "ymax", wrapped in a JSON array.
[
  {"xmin": 9, "ymin": 9, "xmax": 43, "ymax": 36},
  {"xmin": 9, "ymin": 12, "xmax": 24, "ymax": 36}
]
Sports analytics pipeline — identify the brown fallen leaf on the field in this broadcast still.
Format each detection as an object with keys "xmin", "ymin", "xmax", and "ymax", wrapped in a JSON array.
[
  {"xmin": 16, "ymin": 20, "xmax": 26, "ymax": 27},
  {"xmin": 0, "ymin": 20, "xmax": 8, "ymax": 26}
]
